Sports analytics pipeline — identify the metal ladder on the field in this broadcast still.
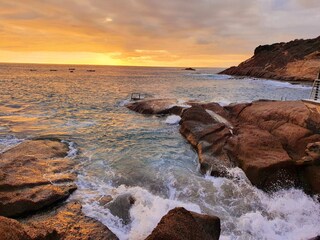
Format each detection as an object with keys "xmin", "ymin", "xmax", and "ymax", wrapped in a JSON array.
[{"xmin": 310, "ymin": 72, "xmax": 320, "ymax": 101}]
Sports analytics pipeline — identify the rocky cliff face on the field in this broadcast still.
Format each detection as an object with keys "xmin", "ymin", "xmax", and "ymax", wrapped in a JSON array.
[{"xmin": 220, "ymin": 36, "xmax": 320, "ymax": 81}]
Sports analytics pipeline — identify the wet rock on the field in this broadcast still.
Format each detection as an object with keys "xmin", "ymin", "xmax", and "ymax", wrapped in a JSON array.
[
  {"xmin": 21, "ymin": 201, "xmax": 118, "ymax": 240},
  {"xmin": 180, "ymin": 106, "xmax": 216, "ymax": 125},
  {"xmin": 127, "ymin": 98, "xmax": 320, "ymax": 195},
  {"xmin": 225, "ymin": 125, "xmax": 298, "ymax": 190},
  {"xmin": 180, "ymin": 106, "xmax": 234, "ymax": 177},
  {"xmin": 0, "ymin": 216, "xmax": 31, "ymax": 240},
  {"xmin": 303, "ymin": 166, "xmax": 320, "ymax": 195},
  {"xmin": 0, "ymin": 140, "xmax": 76, "ymax": 217},
  {"xmin": 106, "ymin": 193, "xmax": 135, "ymax": 224},
  {"xmin": 220, "ymin": 36, "xmax": 320, "ymax": 82},
  {"xmin": 98, "ymin": 195, "xmax": 113, "ymax": 206},
  {"xmin": 126, "ymin": 99, "xmax": 185, "ymax": 115},
  {"xmin": 146, "ymin": 207, "xmax": 220, "ymax": 240},
  {"xmin": 308, "ymin": 236, "xmax": 320, "ymax": 240}
]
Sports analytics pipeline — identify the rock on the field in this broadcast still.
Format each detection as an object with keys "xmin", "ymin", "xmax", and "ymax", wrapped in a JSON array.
[
  {"xmin": 225, "ymin": 125, "xmax": 298, "ymax": 190},
  {"xmin": 21, "ymin": 201, "xmax": 118, "ymax": 240},
  {"xmin": 146, "ymin": 207, "xmax": 220, "ymax": 240},
  {"xmin": 127, "ymin": 98, "xmax": 320, "ymax": 195},
  {"xmin": 126, "ymin": 99, "xmax": 185, "ymax": 115},
  {"xmin": 220, "ymin": 36, "xmax": 320, "ymax": 82},
  {"xmin": 98, "ymin": 195, "xmax": 113, "ymax": 206},
  {"xmin": 106, "ymin": 193, "xmax": 135, "ymax": 225},
  {"xmin": 302, "ymin": 166, "xmax": 320, "ymax": 195},
  {"xmin": 180, "ymin": 105, "xmax": 216, "ymax": 125},
  {"xmin": 0, "ymin": 216, "xmax": 31, "ymax": 240},
  {"xmin": 0, "ymin": 140, "xmax": 77, "ymax": 217},
  {"xmin": 233, "ymin": 101, "xmax": 320, "ymax": 160},
  {"xmin": 184, "ymin": 67, "xmax": 196, "ymax": 71},
  {"xmin": 180, "ymin": 106, "xmax": 234, "ymax": 177},
  {"xmin": 308, "ymin": 236, "xmax": 320, "ymax": 240}
]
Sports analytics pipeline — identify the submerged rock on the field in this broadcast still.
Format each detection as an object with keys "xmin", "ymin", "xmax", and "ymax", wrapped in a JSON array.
[
  {"xmin": 106, "ymin": 193, "xmax": 135, "ymax": 225},
  {"xmin": 146, "ymin": 207, "xmax": 220, "ymax": 240},
  {"xmin": 126, "ymin": 99, "xmax": 186, "ymax": 115},
  {"xmin": 0, "ymin": 140, "xmax": 77, "ymax": 217}
]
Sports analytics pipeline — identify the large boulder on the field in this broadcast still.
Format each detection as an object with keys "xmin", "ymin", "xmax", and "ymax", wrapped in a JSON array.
[
  {"xmin": 225, "ymin": 100, "xmax": 320, "ymax": 192},
  {"xmin": 225, "ymin": 125, "xmax": 298, "ymax": 190},
  {"xmin": 0, "ymin": 140, "xmax": 77, "ymax": 217},
  {"xmin": 146, "ymin": 207, "xmax": 220, "ymax": 240}
]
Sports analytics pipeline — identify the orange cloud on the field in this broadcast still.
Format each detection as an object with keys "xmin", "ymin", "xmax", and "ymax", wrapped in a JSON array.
[{"xmin": 0, "ymin": 0, "xmax": 319, "ymax": 67}]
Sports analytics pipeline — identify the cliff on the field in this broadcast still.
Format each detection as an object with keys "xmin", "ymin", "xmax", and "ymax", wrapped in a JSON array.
[{"xmin": 220, "ymin": 36, "xmax": 320, "ymax": 81}]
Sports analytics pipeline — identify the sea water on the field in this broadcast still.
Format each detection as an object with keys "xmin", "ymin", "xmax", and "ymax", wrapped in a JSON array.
[{"xmin": 0, "ymin": 63, "xmax": 319, "ymax": 240}]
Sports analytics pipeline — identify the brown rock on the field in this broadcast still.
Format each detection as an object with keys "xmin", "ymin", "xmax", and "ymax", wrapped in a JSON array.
[
  {"xmin": 0, "ymin": 216, "xmax": 31, "ymax": 240},
  {"xmin": 180, "ymin": 106, "xmax": 234, "ymax": 177},
  {"xmin": 126, "ymin": 99, "xmax": 185, "ymax": 115},
  {"xmin": 21, "ymin": 201, "xmax": 118, "ymax": 240},
  {"xmin": 220, "ymin": 36, "xmax": 320, "ymax": 82},
  {"xmin": 146, "ymin": 207, "xmax": 220, "ymax": 240},
  {"xmin": 303, "ymin": 166, "xmax": 320, "ymax": 195},
  {"xmin": 0, "ymin": 140, "xmax": 76, "ymax": 217},
  {"xmin": 225, "ymin": 125, "xmax": 298, "ymax": 190},
  {"xmin": 180, "ymin": 106, "xmax": 216, "ymax": 125}
]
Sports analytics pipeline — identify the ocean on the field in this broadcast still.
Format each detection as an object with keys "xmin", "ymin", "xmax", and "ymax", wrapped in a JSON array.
[{"xmin": 0, "ymin": 63, "xmax": 319, "ymax": 240}]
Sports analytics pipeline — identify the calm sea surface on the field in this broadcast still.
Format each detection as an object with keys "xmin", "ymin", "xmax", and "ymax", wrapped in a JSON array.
[{"xmin": 0, "ymin": 63, "xmax": 319, "ymax": 240}]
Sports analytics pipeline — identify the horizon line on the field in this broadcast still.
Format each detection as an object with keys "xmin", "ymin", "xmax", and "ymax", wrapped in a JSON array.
[{"xmin": 0, "ymin": 61, "xmax": 230, "ymax": 69}]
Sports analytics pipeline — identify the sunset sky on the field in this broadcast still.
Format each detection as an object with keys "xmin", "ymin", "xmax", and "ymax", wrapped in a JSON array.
[{"xmin": 0, "ymin": 0, "xmax": 319, "ymax": 67}]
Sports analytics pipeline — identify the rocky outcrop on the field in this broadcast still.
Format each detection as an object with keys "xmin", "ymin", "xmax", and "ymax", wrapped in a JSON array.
[
  {"xmin": 179, "ymin": 105, "xmax": 234, "ymax": 177},
  {"xmin": 220, "ymin": 36, "xmax": 320, "ymax": 81},
  {"xmin": 0, "ymin": 202, "xmax": 118, "ymax": 240},
  {"xmin": 0, "ymin": 139, "xmax": 76, "ymax": 217},
  {"xmin": 127, "ymin": 99, "xmax": 320, "ymax": 195},
  {"xmin": 22, "ymin": 201, "xmax": 118, "ymax": 240},
  {"xmin": 0, "ymin": 216, "xmax": 31, "ymax": 240},
  {"xmin": 146, "ymin": 207, "xmax": 220, "ymax": 240},
  {"xmin": 0, "ymin": 140, "xmax": 77, "ymax": 217},
  {"xmin": 0, "ymin": 139, "xmax": 117, "ymax": 239}
]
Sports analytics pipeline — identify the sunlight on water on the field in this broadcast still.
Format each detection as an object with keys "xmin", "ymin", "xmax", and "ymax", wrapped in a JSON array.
[{"xmin": 0, "ymin": 63, "xmax": 318, "ymax": 239}]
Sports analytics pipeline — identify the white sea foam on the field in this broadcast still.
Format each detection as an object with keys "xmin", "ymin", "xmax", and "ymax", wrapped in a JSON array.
[
  {"xmin": 165, "ymin": 115, "xmax": 181, "ymax": 125},
  {"xmin": 61, "ymin": 140, "xmax": 78, "ymax": 158},
  {"xmin": 255, "ymin": 79, "xmax": 312, "ymax": 90},
  {"xmin": 201, "ymin": 168, "xmax": 320, "ymax": 240},
  {"xmin": 0, "ymin": 135, "xmax": 23, "ymax": 153},
  {"xmin": 78, "ymin": 183, "xmax": 201, "ymax": 240}
]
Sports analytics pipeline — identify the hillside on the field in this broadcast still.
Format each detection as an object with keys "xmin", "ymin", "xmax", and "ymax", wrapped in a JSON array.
[{"xmin": 220, "ymin": 36, "xmax": 320, "ymax": 81}]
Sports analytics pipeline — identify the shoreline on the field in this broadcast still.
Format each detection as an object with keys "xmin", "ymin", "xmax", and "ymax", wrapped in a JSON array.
[{"xmin": 126, "ymin": 99, "xmax": 320, "ymax": 195}]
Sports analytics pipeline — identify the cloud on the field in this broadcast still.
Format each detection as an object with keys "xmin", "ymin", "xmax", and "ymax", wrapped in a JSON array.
[{"xmin": 0, "ymin": 0, "xmax": 319, "ymax": 66}]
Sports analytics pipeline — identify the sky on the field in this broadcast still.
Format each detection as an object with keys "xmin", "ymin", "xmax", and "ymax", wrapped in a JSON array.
[{"xmin": 0, "ymin": 0, "xmax": 319, "ymax": 67}]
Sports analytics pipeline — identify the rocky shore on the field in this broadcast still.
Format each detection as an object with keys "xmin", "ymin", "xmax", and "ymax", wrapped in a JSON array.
[
  {"xmin": 0, "ymin": 138, "xmax": 221, "ymax": 239},
  {"xmin": 127, "ymin": 99, "xmax": 320, "ymax": 196},
  {"xmin": 0, "ymin": 139, "xmax": 118, "ymax": 240},
  {"xmin": 220, "ymin": 36, "xmax": 320, "ymax": 82}
]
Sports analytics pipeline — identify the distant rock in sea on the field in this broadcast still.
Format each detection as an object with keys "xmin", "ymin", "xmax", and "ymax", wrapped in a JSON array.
[
  {"xmin": 184, "ymin": 67, "xmax": 196, "ymax": 71},
  {"xmin": 220, "ymin": 36, "xmax": 320, "ymax": 81}
]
